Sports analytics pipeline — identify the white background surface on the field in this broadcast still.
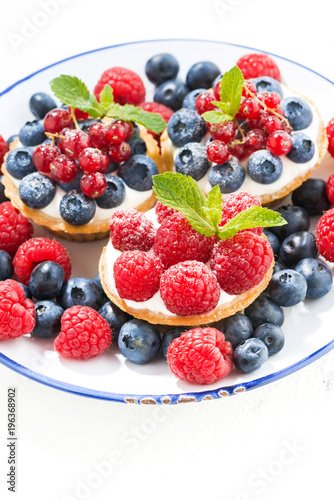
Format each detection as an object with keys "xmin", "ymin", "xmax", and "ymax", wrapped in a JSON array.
[{"xmin": 1, "ymin": 1, "xmax": 334, "ymax": 499}]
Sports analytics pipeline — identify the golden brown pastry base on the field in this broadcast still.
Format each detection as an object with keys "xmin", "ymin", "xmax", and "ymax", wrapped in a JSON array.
[
  {"xmin": 159, "ymin": 95, "xmax": 328, "ymax": 205},
  {"xmin": 1, "ymin": 126, "xmax": 173, "ymax": 242},
  {"xmin": 99, "ymin": 246, "xmax": 274, "ymax": 326}
]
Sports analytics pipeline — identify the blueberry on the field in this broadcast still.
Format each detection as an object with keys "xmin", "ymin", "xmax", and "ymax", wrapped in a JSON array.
[
  {"xmin": 93, "ymin": 273, "xmax": 103, "ymax": 290},
  {"xmin": 295, "ymin": 258, "xmax": 333, "ymax": 299},
  {"xmin": 182, "ymin": 88, "xmax": 207, "ymax": 110},
  {"xmin": 263, "ymin": 229, "xmax": 280, "ymax": 258},
  {"xmin": 95, "ymin": 175, "xmax": 125, "ymax": 209},
  {"xmin": 145, "ymin": 53, "xmax": 179, "ymax": 86},
  {"xmin": 232, "ymin": 338, "xmax": 268, "ymax": 373},
  {"xmin": 221, "ymin": 313, "xmax": 253, "ymax": 349},
  {"xmin": 19, "ymin": 172, "xmax": 56, "ymax": 209},
  {"xmin": 175, "ymin": 143, "xmax": 211, "ymax": 181},
  {"xmin": 57, "ymin": 277, "xmax": 106, "ymax": 310},
  {"xmin": 7, "ymin": 135, "xmax": 18, "ymax": 147},
  {"xmin": 245, "ymin": 295, "xmax": 284, "ymax": 329},
  {"xmin": 118, "ymin": 155, "xmax": 158, "ymax": 191},
  {"xmin": 131, "ymin": 122, "xmax": 140, "ymax": 138},
  {"xmin": 286, "ymin": 132, "xmax": 315, "ymax": 163},
  {"xmin": 291, "ymin": 178, "xmax": 331, "ymax": 216},
  {"xmin": 31, "ymin": 301, "xmax": 64, "ymax": 338},
  {"xmin": 29, "ymin": 261, "xmax": 65, "ymax": 300},
  {"xmin": 167, "ymin": 108, "xmax": 206, "ymax": 147},
  {"xmin": 118, "ymin": 319, "xmax": 161, "ymax": 364},
  {"xmin": 252, "ymin": 76, "xmax": 283, "ymax": 97},
  {"xmin": 161, "ymin": 327, "xmax": 185, "ymax": 359},
  {"xmin": 128, "ymin": 135, "xmax": 147, "ymax": 156},
  {"xmin": 29, "ymin": 92, "xmax": 57, "ymax": 119},
  {"xmin": 154, "ymin": 79, "xmax": 189, "ymax": 111},
  {"xmin": 269, "ymin": 205, "xmax": 310, "ymax": 242},
  {"xmin": 0, "ymin": 176, "xmax": 10, "ymax": 203},
  {"xmin": 268, "ymin": 269, "xmax": 307, "ymax": 306},
  {"xmin": 273, "ymin": 262, "xmax": 284, "ymax": 274},
  {"xmin": 56, "ymin": 170, "xmax": 83, "ymax": 192},
  {"xmin": 186, "ymin": 61, "xmax": 221, "ymax": 90},
  {"xmin": 59, "ymin": 189, "xmax": 96, "ymax": 225},
  {"xmin": 18, "ymin": 283, "xmax": 32, "ymax": 299},
  {"xmin": 106, "ymin": 161, "xmax": 119, "ymax": 174},
  {"xmin": 247, "ymin": 150, "xmax": 283, "ymax": 184},
  {"xmin": 212, "ymin": 73, "xmax": 224, "ymax": 88},
  {"xmin": 281, "ymin": 97, "xmax": 313, "ymax": 130},
  {"xmin": 279, "ymin": 231, "xmax": 318, "ymax": 267},
  {"xmin": 253, "ymin": 323, "xmax": 285, "ymax": 355},
  {"xmin": 6, "ymin": 147, "xmax": 35, "ymax": 179},
  {"xmin": 0, "ymin": 250, "xmax": 13, "ymax": 280},
  {"xmin": 208, "ymin": 159, "xmax": 245, "ymax": 193},
  {"xmin": 98, "ymin": 301, "xmax": 131, "ymax": 341},
  {"xmin": 19, "ymin": 120, "xmax": 46, "ymax": 147}
]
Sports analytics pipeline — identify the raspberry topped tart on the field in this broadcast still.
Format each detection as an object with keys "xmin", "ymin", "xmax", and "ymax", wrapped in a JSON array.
[
  {"xmin": 2, "ymin": 71, "xmax": 169, "ymax": 241},
  {"xmin": 99, "ymin": 172, "xmax": 285, "ymax": 325}
]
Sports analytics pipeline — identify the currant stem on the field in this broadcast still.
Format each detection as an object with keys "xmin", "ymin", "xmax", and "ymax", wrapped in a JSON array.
[
  {"xmin": 70, "ymin": 107, "xmax": 79, "ymax": 130},
  {"xmin": 234, "ymin": 118, "xmax": 245, "ymax": 140},
  {"xmin": 243, "ymin": 84, "xmax": 292, "ymax": 130},
  {"xmin": 45, "ymin": 132, "xmax": 65, "ymax": 140}
]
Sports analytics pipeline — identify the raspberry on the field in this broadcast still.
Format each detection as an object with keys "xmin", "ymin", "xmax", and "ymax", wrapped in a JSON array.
[
  {"xmin": 236, "ymin": 53, "xmax": 281, "ymax": 81},
  {"xmin": 220, "ymin": 192, "xmax": 262, "ymax": 236},
  {"xmin": 0, "ymin": 134, "xmax": 9, "ymax": 171},
  {"xmin": 328, "ymin": 137, "xmax": 334, "ymax": 158},
  {"xmin": 113, "ymin": 251, "xmax": 164, "ymax": 301},
  {"xmin": 326, "ymin": 173, "xmax": 334, "ymax": 205},
  {"xmin": 139, "ymin": 102, "xmax": 174, "ymax": 124},
  {"xmin": 109, "ymin": 209, "xmax": 156, "ymax": 252},
  {"xmin": 13, "ymin": 237, "xmax": 71, "ymax": 285},
  {"xmin": 155, "ymin": 201, "xmax": 178, "ymax": 224},
  {"xmin": 0, "ymin": 279, "xmax": 35, "ymax": 340},
  {"xmin": 316, "ymin": 208, "xmax": 334, "ymax": 262},
  {"xmin": 210, "ymin": 231, "xmax": 273, "ymax": 295},
  {"xmin": 0, "ymin": 202, "xmax": 33, "ymax": 257},
  {"xmin": 94, "ymin": 67, "xmax": 146, "ymax": 105},
  {"xmin": 326, "ymin": 117, "xmax": 334, "ymax": 139},
  {"xmin": 167, "ymin": 327, "xmax": 233, "ymax": 384},
  {"xmin": 154, "ymin": 212, "xmax": 216, "ymax": 268},
  {"xmin": 160, "ymin": 260, "xmax": 220, "ymax": 316},
  {"xmin": 54, "ymin": 305, "xmax": 112, "ymax": 360}
]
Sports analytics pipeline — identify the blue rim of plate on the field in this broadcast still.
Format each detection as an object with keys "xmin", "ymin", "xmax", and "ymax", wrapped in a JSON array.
[{"xmin": 0, "ymin": 38, "xmax": 334, "ymax": 404}]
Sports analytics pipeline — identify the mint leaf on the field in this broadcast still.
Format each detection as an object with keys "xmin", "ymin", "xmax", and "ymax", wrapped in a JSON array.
[
  {"xmin": 201, "ymin": 110, "xmax": 233, "ymax": 124},
  {"xmin": 99, "ymin": 84, "xmax": 114, "ymax": 112},
  {"xmin": 219, "ymin": 66, "xmax": 244, "ymax": 118},
  {"xmin": 106, "ymin": 103, "xmax": 166, "ymax": 134},
  {"xmin": 50, "ymin": 75, "xmax": 103, "ymax": 118},
  {"xmin": 205, "ymin": 185, "xmax": 223, "ymax": 230},
  {"xmin": 152, "ymin": 172, "xmax": 216, "ymax": 236},
  {"xmin": 218, "ymin": 206, "xmax": 286, "ymax": 240}
]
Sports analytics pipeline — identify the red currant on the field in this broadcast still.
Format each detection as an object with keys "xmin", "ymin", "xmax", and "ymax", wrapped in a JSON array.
[
  {"xmin": 87, "ymin": 122, "xmax": 112, "ymax": 150},
  {"xmin": 240, "ymin": 98, "xmax": 260, "ymax": 118},
  {"xmin": 275, "ymin": 106, "xmax": 285, "ymax": 117},
  {"xmin": 108, "ymin": 141, "xmax": 131, "ymax": 163},
  {"xmin": 195, "ymin": 91, "xmax": 216, "ymax": 115},
  {"xmin": 61, "ymin": 130, "xmax": 91, "ymax": 159},
  {"xmin": 78, "ymin": 148, "xmax": 109, "ymax": 173},
  {"xmin": 112, "ymin": 120, "xmax": 134, "ymax": 140},
  {"xmin": 213, "ymin": 81, "xmax": 221, "ymax": 101},
  {"xmin": 228, "ymin": 142, "xmax": 249, "ymax": 161},
  {"xmin": 32, "ymin": 144, "xmax": 61, "ymax": 173},
  {"xmin": 262, "ymin": 92, "xmax": 281, "ymax": 109},
  {"xmin": 67, "ymin": 107, "xmax": 89, "ymax": 120},
  {"xmin": 50, "ymin": 154, "xmax": 79, "ymax": 183},
  {"xmin": 245, "ymin": 129, "xmax": 267, "ymax": 153},
  {"xmin": 266, "ymin": 130, "xmax": 293, "ymax": 156},
  {"xmin": 206, "ymin": 120, "xmax": 237, "ymax": 143},
  {"xmin": 44, "ymin": 109, "xmax": 73, "ymax": 134},
  {"xmin": 263, "ymin": 115, "xmax": 282, "ymax": 135},
  {"xmin": 105, "ymin": 122, "xmax": 127, "ymax": 144},
  {"xmin": 248, "ymin": 109, "xmax": 269, "ymax": 130},
  {"xmin": 80, "ymin": 172, "xmax": 107, "ymax": 198},
  {"xmin": 242, "ymin": 80, "xmax": 257, "ymax": 97},
  {"xmin": 206, "ymin": 140, "xmax": 229, "ymax": 164}
]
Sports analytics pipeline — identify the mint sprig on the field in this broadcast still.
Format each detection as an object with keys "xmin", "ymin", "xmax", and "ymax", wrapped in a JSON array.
[
  {"xmin": 201, "ymin": 65, "xmax": 244, "ymax": 125},
  {"xmin": 49, "ymin": 75, "xmax": 167, "ymax": 134},
  {"xmin": 152, "ymin": 172, "xmax": 286, "ymax": 240}
]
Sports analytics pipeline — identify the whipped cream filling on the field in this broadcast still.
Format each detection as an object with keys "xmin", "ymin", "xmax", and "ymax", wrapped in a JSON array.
[
  {"xmin": 104, "ymin": 208, "xmax": 237, "ymax": 316},
  {"xmin": 170, "ymin": 84, "xmax": 320, "ymax": 197}
]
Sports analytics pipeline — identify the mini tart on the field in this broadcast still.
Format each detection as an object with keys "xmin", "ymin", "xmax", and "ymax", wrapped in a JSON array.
[
  {"xmin": 160, "ymin": 87, "xmax": 328, "ymax": 205},
  {"xmin": 98, "ymin": 241, "xmax": 274, "ymax": 327},
  {"xmin": 2, "ymin": 127, "xmax": 171, "ymax": 242}
]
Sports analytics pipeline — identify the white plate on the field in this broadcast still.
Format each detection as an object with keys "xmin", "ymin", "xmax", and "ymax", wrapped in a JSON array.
[{"xmin": 1, "ymin": 39, "xmax": 334, "ymax": 405}]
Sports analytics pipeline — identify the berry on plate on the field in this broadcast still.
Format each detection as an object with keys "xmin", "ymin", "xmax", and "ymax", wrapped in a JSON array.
[
  {"xmin": 0, "ymin": 279, "xmax": 36, "ymax": 341},
  {"xmin": 0, "ymin": 202, "xmax": 33, "ymax": 257},
  {"xmin": 236, "ymin": 53, "xmax": 281, "ymax": 81},
  {"xmin": 316, "ymin": 207, "xmax": 334, "ymax": 262},
  {"xmin": 118, "ymin": 319, "xmax": 161, "ymax": 364},
  {"xmin": 167, "ymin": 327, "xmax": 233, "ymax": 384}
]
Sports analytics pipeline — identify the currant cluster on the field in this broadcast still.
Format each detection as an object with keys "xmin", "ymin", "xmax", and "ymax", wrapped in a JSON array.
[
  {"xmin": 33, "ymin": 108, "xmax": 134, "ymax": 198},
  {"xmin": 195, "ymin": 80, "xmax": 293, "ymax": 164}
]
